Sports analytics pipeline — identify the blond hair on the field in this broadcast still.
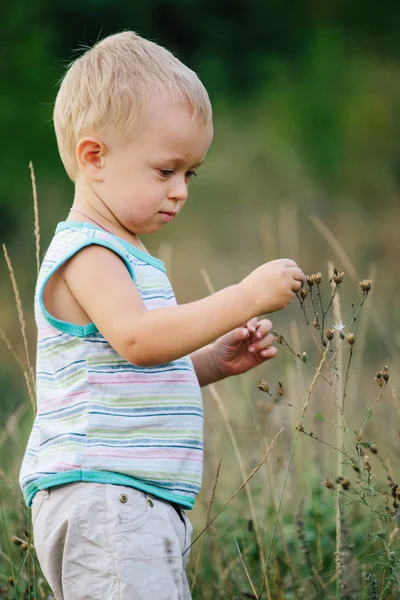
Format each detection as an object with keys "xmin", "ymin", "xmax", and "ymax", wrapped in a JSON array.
[{"xmin": 53, "ymin": 31, "xmax": 212, "ymax": 180}]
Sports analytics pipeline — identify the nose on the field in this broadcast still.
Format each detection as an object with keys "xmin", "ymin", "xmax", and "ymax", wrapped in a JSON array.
[{"xmin": 167, "ymin": 178, "xmax": 188, "ymax": 203}]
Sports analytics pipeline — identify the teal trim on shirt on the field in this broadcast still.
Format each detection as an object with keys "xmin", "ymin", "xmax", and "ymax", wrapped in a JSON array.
[
  {"xmin": 39, "ymin": 238, "xmax": 136, "ymax": 337},
  {"xmin": 56, "ymin": 222, "xmax": 166, "ymax": 273},
  {"xmin": 24, "ymin": 470, "xmax": 194, "ymax": 510}
]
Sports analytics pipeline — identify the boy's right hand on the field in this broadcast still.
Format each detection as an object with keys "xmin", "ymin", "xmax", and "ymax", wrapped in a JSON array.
[{"xmin": 239, "ymin": 259, "xmax": 305, "ymax": 315}]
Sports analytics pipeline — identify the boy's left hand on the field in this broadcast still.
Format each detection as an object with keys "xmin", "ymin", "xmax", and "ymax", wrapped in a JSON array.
[{"xmin": 213, "ymin": 317, "xmax": 277, "ymax": 378}]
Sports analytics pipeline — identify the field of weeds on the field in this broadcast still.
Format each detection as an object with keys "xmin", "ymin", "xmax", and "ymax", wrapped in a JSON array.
[{"xmin": 1, "ymin": 163, "xmax": 400, "ymax": 600}]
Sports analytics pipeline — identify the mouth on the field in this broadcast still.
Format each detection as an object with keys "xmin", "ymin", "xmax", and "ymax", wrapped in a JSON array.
[{"xmin": 159, "ymin": 211, "xmax": 177, "ymax": 222}]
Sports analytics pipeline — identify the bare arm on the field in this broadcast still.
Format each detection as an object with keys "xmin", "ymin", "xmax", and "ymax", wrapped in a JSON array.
[
  {"xmin": 62, "ymin": 246, "xmax": 304, "ymax": 367},
  {"xmin": 62, "ymin": 246, "xmax": 253, "ymax": 366}
]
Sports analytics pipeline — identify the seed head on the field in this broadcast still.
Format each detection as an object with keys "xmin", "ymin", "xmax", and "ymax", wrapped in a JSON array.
[
  {"xmin": 346, "ymin": 333, "xmax": 355, "ymax": 345},
  {"xmin": 256, "ymin": 380, "xmax": 269, "ymax": 393},
  {"xmin": 332, "ymin": 268, "xmax": 345, "ymax": 285},
  {"xmin": 336, "ymin": 475, "xmax": 350, "ymax": 490},
  {"xmin": 299, "ymin": 288, "xmax": 308, "ymax": 300},
  {"xmin": 278, "ymin": 381, "xmax": 285, "ymax": 396},
  {"xmin": 306, "ymin": 275, "xmax": 314, "ymax": 286},
  {"xmin": 325, "ymin": 328, "xmax": 335, "ymax": 340},
  {"xmin": 382, "ymin": 365, "xmax": 390, "ymax": 382},
  {"xmin": 375, "ymin": 370, "xmax": 387, "ymax": 387},
  {"xmin": 322, "ymin": 478, "xmax": 335, "ymax": 490},
  {"xmin": 295, "ymin": 421, "xmax": 305, "ymax": 432},
  {"xmin": 360, "ymin": 279, "xmax": 372, "ymax": 293},
  {"xmin": 307, "ymin": 272, "xmax": 322, "ymax": 286},
  {"xmin": 313, "ymin": 314, "xmax": 320, "ymax": 329},
  {"xmin": 364, "ymin": 455, "xmax": 371, "ymax": 472}
]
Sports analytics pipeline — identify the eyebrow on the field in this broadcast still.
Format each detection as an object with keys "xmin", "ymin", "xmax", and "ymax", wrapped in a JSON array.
[{"xmin": 154, "ymin": 157, "xmax": 205, "ymax": 168}]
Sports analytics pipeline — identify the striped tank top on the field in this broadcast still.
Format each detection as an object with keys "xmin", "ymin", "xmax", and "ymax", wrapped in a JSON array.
[{"xmin": 19, "ymin": 222, "xmax": 204, "ymax": 509}]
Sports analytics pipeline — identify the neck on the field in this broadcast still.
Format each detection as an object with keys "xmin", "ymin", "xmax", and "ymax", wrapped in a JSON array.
[{"xmin": 69, "ymin": 178, "xmax": 143, "ymax": 250}]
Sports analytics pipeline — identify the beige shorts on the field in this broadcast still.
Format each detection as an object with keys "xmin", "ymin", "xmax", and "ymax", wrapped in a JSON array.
[{"xmin": 32, "ymin": 481, "xmax": 193, "ymax": 600}]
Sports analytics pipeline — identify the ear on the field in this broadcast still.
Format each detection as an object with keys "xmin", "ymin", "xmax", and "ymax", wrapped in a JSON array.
[{"xmin": 76, "ymin": 137, "xmax": 106, "ymax": 180}]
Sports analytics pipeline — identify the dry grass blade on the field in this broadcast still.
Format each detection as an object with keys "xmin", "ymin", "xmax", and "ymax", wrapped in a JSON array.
[
  {"xmin": 3, "ymin": 245, "xmax": 36, "ymax": 413},
  {"xmin": 259, "ymin": 343, "xmax": 331, "ymax": 599},
  {"xmin": 210, "ymin": 384, "xmax": 269, "ymax": 582},
  {"xmin": 191, "ymin": 459, "xmax": 222, "ymax": 593},
  {"xmin": 234, "ymin": 537, "xmax": 259, "ymax": 599},
  {"xmin": 310, "ymin": 214, "xmax": 390, "ymax": 352},
  {"xmin": 201, "ymin": 266, "xmax": 271, "ymax": 597},
  {"xmin": 29, "ymin": 161, "xmax": 40, "ymax": 274},
  {"xmin": 183, "ymin": 428, "xmax": 283, "ymax": 556}
]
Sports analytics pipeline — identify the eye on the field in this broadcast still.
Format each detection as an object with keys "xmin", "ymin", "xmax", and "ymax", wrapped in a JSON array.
[
  {"xmin": 185, "ymin": 171, "xmax": 198, "ymax": 180},
  {"xmin": 159, "ymin": 169, "xmax": 174, "ymax": 178}
]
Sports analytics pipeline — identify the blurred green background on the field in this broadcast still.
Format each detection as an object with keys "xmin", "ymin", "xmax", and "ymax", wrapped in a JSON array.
[
  {"xmin": 2, "ymin": 4, "xmax": 400, "ymax": 597},
  {"xmin": 2, "ymin": 1, "xmax": 400, "ymax": 463}
]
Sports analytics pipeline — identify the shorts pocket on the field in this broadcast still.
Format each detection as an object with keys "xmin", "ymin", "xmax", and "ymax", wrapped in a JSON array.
[
  {"xmin": 104, "ymin": 485, "xmax": 150, "ymax": 534},
  {"xmin": 31, "ymin": 489, "xmax": 50, "ymax": 528}
]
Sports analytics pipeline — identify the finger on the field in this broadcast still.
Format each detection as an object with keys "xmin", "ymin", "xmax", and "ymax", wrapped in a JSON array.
[
  {"xmin": 259, "ymin": 346, "xmax": 277, "ymax": 360},
  {"xmin": 246, "ymin": 317, "xmax": 258, "ymax": 333},
  {"xmin": 290, "ymin": 267, "xmax": 305, "ymax": 282},
  {"xmin": 255, "ymin": 318, "xmax": 272, "ymax": 339},
  {"xmin": 279, "ymin": 258, "xmax": 298, "ymax": 268},
  {"xmin": 248, "ymin": 333, "xmax": 275, "ymax": 353},
  {"xmin": 232, "ymin": 327, "xmax": 250, "ymax": 342}
]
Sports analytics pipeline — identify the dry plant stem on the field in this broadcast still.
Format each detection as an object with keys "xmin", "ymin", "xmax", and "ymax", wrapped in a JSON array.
[
  {"xmin": 299, "ymin": 430, "xmax": 348, "ymax": 456},
  {"xmin": 296, "ymin": 294, "xmax": 309, "ymax": 325},
  {"xmin": 335, "ymin": 493, "xmax": 342, "ymax": 600},
  {"xmin": 183, "ymin": 428, "xmax": 283, "ymax": 555},
  {"xmin": 3, "ymin": 245, "xmax": 36, "ymax": 413},
  {"xmin": 259, "ymin": 343, "xmax": 331, "ymax": 599},
  {"xmin": 29, "ymin": 161, "xmax": 40, "ymax": 274},
  {"xmin": 341, "ymin": 345, "xmax": 354, "ymax": 414},
  {"xmin": 209, "ymin": 384, "xmax": 270, "ymax": 597},
  {"xmin": 190, "ymin": 459, "xmax": 222, "ymax": 593},
  {"xmin": 358, "ymin": 387, "xmax": 386, "ymax": 439},
  {"xmin": 200, "ymin": 268, "xmax": 273, "ymax": 596},
  {"xmin": 234, "ymin": 538, "xmax": 259, "ymax": 599},
  {"xmin": 278, "ymin": 396, "xmax": 343, "ymax": 430},
  {"xmin": 276, "ymin": 334, "xmax": 331, "ymax": 386},
  {"xmin": 242, "ymin": 379, "xmax": 300, "ymax": 596}
]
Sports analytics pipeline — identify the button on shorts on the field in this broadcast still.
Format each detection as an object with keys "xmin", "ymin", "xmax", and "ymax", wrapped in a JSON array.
[{"xmin": 31, "ymin": 481, "xmax": 193, "ymax": 600}]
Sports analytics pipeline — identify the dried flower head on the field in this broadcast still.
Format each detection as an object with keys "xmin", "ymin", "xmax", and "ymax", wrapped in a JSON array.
[
  {"xmin": 364, "ymin": 455, "xmax": 371, "ymax": 472},
  {"xmin": 336, "ymin": 475, "xmax": 350, "ymax": 490},
  {"xmin": 273, "ymin": 330, "xmax": 283, "ymax": 344},
  {"xmin": 325, "ymin": 328, "xmax": 335, "ymax": 340},
  {"xmin": 295, "ymin": 421, "xmax": 305, "ymax": 432},
  {"xmin": 375, "ymin": 368, "xmax": 389, "ymax": 387},
  {"xmin": 332, "ymin": 268, "xmax": 345, "ymax": 285},
  {"xmin": 360, "ymin": 279, "xmax": 372, "ymax": 293},
  {"xmin": 299, "ymin": 288, "xmax": 308, "ymax": 300},
  {"xmin": 313, "ymin": 314, "xmax": 320, "ymax": 329},
  {"xmin": 307, "ymin": 272, "xmax": 322, "ymax": 286},
  {"xmin": 306, "ymin": 275, "xmax": 314, "ymax": 286},
  {"xmin": 322, "ymin": 478, "xmax": 335, "ymax": 490},
  {"xmin": 382, "ymin": 365, "xmax": 390, "ymax": 382},
  {"xmin": 278, "ymin": 381, "xmax": 284, "ymax": 396},
  {"xmin": 256, "ymin": 380, "xmax": 269, "ymax": 393},
  {"xmin": 346, "ymin": 333, "xmax": 355, "ymax": 345}
]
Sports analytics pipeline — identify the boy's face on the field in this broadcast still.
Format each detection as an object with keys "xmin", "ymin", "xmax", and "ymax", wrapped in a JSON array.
[{"xmin": 97, "ymin": 96, "xmax": 213, "ymax": 235}]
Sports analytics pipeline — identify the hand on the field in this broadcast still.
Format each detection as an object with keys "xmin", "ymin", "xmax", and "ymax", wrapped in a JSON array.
[
  {"xmin": 213, "ymin": 317, "xmax": 277, "ymax": 378},
  {"xmin": 240, "ymin": 258, "xmax": 305, "ymax": 315}
]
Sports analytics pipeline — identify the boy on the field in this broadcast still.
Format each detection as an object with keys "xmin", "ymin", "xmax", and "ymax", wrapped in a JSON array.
[{"xmin": 19, "ymin": 31, "xmax": 304, "ymax": 599}]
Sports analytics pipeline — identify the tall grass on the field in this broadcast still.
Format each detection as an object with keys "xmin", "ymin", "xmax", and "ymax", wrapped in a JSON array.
[{"xmin": 1, "ymin": 171, "xmax": 400, "ymax": 599}]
